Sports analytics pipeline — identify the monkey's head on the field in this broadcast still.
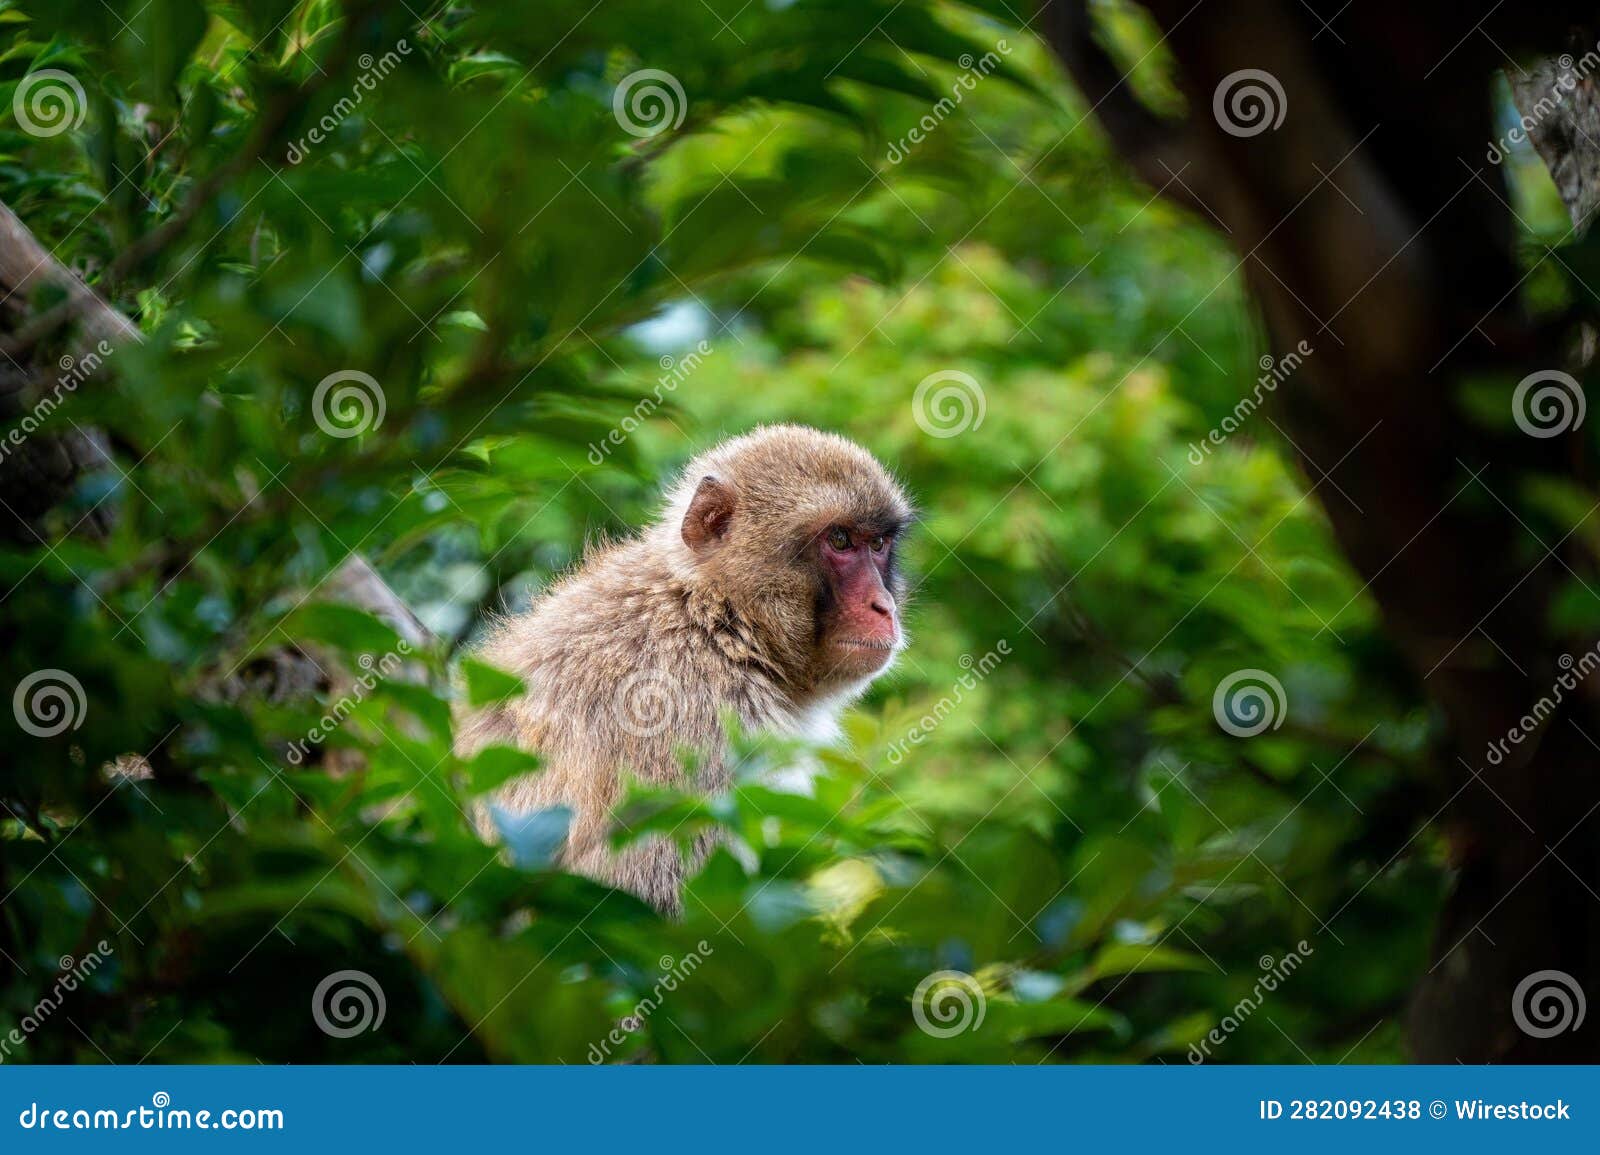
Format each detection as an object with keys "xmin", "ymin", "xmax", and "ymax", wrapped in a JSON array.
[{"xmin": 660, "ymin": 424, "xmax": 914, "ymax": 697}]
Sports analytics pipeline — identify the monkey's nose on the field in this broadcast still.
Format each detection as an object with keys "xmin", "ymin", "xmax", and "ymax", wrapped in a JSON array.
[{"xmin": 869, "ymin": 595, "xmax": 895, "ymax": 618}]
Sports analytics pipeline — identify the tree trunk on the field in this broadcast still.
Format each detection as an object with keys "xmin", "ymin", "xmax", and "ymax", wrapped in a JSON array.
[{"xmin": 1044, "ymin": 0, "xmax": 1600, "ymax": 1060}]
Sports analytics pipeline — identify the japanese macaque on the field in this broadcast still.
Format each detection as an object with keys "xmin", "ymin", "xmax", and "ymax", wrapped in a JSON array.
[{"xmin": 456, "ymin": 425, "xmax": 913, "ymax": 912}]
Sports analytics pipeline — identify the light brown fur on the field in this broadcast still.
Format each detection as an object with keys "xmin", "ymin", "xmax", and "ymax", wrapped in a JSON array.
[{"xmin": 457, "ymin": 425, "xmax": 913, "ymax": 911}]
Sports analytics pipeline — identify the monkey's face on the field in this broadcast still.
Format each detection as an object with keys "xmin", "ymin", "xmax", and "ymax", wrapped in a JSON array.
[
  {"xmin": 811, "ymin": 520, "xmax": 903, "ymax": 683},
  {"xmin": 671, "ymin": 425, "xmax": 914, "ymax": 696}
]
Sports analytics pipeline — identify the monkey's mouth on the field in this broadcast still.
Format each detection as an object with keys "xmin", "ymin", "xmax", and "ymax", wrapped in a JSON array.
[{"xmin": 833, "ymin": 638, "xmax": 896, "ymax": 651}]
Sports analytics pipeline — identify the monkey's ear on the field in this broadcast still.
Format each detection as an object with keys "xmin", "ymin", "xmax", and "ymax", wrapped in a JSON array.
[{"xmin": 681, "ymin": 476, "xmax": 736, "ymax": 552}]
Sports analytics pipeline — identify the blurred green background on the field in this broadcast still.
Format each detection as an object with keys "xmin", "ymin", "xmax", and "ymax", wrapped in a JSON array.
[{"xmin": 0, "ymin": 0, "xmax": 1569, "ymax": 1063}]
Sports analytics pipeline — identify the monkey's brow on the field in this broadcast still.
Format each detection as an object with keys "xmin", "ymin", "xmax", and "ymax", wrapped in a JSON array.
[
  {"xmin": 864, "ymin": 510, "xmax": 915, "ymax": 535},
  {"xmin": 817, "ymin": 514, "xmax": 907, "ymax": 541}
]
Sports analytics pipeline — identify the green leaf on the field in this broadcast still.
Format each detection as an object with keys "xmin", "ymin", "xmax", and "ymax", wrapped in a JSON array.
[
  {"xmin": 279, "ymin": 603, "xmax": 405, "ymax": 658},
  {"xmin": 986, "ymin": 996, "xmax": 1127, "ymax": 1042},
  {"xmin": 465, "ymin": 744, "xmax": 542, "ymax": 796},
  {"xmin": 460, "ymin": 658, "xmax": 527, "ymax": 707},
  {"xmin": 1088, "ymin": 942, "xmax": 1212, "ymax": 981}
]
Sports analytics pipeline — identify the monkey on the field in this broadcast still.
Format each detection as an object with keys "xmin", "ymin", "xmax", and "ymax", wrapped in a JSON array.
[{"xmin": 455, "ymin": 424, "xmax": 913, "ymax": 913}]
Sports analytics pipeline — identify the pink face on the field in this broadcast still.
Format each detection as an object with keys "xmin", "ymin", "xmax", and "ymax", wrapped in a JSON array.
[{"xmin": 817, "ymin": 524, "xmax": 900, "ymax": 678}]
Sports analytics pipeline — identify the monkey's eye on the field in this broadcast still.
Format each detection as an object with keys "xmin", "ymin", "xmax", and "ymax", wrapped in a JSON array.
[
  {"xmin": 869, "ymin": 534, "xmax": 887, "ymax": 553},
  {"xmin": 826, "ymin": 527, "xmax": 852, "ymax": 551}
]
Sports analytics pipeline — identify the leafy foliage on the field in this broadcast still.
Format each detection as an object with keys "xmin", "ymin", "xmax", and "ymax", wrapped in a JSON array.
[{"xmin": 1, "ymin": 0, "xmax": 1442, "ymax": 1063}]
